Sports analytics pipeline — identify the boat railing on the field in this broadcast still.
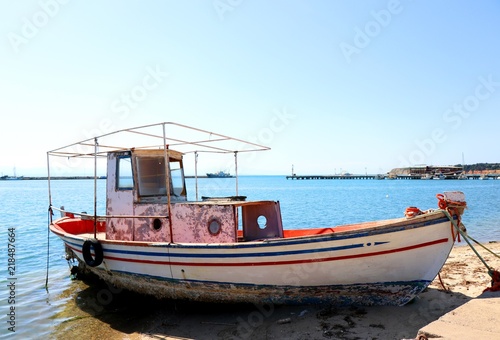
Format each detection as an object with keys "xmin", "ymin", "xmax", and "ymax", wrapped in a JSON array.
[
  {"xmin": 52, "ymin": 206, "xmax": 173, "ymax": 222},
  {"xmin": 47, "ymin": 122, "xmax": 272, "ymax": 238}
]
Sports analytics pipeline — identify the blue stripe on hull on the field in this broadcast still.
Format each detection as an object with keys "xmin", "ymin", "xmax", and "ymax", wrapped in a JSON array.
[
  {"xmin": 66, "ymin": 239, "xmax": 367, "ymax": 258},
  {"xmin": 63, "ymin": 215, "xmax": 449, "ymax": 260}
]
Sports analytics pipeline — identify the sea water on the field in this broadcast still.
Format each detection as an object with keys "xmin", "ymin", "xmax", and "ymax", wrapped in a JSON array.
[{"xmin": 0, "ymin": 177, "xmax": 499, "ymax": 338}]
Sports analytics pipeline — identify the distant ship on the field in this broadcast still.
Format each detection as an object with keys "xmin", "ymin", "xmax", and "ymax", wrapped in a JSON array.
[
  {"xmin": 206, "ymin": 171, "xmax": 233, "ymax": 178},
  {"xmin": 0, "ymin": 175, "xmax": 23, "ymax": 180},
  {"xmin": 0, "ymin": 167, "xmax": 23, "ymax": 180}
]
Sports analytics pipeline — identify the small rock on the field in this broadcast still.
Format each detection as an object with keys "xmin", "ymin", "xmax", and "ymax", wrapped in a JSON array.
[{"xmin": 277, "ymin": 317, "xmax": 292, "ymax": 325}]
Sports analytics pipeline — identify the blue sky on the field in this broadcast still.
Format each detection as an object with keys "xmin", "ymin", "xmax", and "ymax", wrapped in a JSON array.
[{"xmin": 1, "ymin": 0, "xmax": 499, "ymax": 176}]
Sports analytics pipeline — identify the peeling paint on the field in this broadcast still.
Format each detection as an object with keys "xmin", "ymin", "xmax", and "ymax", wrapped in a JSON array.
[
  {"xmin": 106, "ymin": 152, "xmax": 135, "ymax": 241},
  {"xmin": 134, "ymin": 204, "xmax": 170, "ymax": 242},
  {"xmin": 171, "ymin": 203, "xmax": 237, "ymax": 243},
  {"xmin": 80, "ymin": 265, "xmax": 428, "ymax": 306}
]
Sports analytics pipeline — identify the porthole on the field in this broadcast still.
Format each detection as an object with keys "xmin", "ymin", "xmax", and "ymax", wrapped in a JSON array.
[
  {"xmin": 208, "ymin": 218, "xmax": 222, "ymax": 236},
  {"xmin": 153, "ymin": 218, "xmax": 162, "ymax": 231},
  {"xmin": 257, "ymin": 215, "xmax": 267, "ymax": 230}
]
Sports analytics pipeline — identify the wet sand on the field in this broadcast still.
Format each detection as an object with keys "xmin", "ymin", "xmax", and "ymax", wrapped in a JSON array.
[{"xmin": 51, "ymin": 242, "xmax": 500, "ymax": 340}]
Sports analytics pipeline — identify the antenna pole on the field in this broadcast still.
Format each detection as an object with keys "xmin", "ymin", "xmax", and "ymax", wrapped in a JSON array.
[
  {"xmin": 194, "ymin": 151, "xmax": 199, "ymax": 201},
  {"xmin": 234, "ymin": 151, "xmax": 238, "ymax": 196},
  {"xmin": 93, "ymin": 138, "xmax": 98, "ymax": 239},
  {"xmin": 163, "ymin": 124, "xmax": 174, "ymax": 242}
]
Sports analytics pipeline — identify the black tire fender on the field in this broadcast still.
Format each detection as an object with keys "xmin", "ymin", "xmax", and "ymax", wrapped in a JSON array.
[{"xmin": 82, "ymin": 238, "xmax": 104, "ymax": 267}]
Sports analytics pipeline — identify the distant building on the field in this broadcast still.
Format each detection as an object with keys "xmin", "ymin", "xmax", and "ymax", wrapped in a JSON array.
[{"xmin": 388, "ymin": 165, "xmax": 464, "ymax": 178}]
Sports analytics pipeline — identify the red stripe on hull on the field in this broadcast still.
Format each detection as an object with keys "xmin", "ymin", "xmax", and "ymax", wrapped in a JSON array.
[{"xmin": 66, "ymin": 237, "xmax": 449, "ymax": 267}]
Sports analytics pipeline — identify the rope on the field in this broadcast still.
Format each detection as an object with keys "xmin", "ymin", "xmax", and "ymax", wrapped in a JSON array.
[
  {"xmin": 45, "ymin": 206, "xmax": 52, "ymax": 292},
  {"xmin": 464, "ymin": 233, "xmax": 500, "ymax": 261},
  {"xmin": 440, "ymin": 208, "xmax": 500, "ymax": 291},
  {"xmin": 441, "ymin": 209, "xmax": 493, "ymax": 273},
  {"xmin": 437, "ymin": 272, "xmax": 449, "ymax": 291},
  {"xmin": 405, "ymin": 206, "xmax": 423, "ymax": 218},
  {"xmin": 463, "ymin": 230, "xmax": 500, "ymax": 292},
  {"xmin": 484, "ymin": 270, "xmax": 500, "ymax": 292},
  {"xmin": 436, "ymin": 193, "xmax": 466, "ymax": 242}
]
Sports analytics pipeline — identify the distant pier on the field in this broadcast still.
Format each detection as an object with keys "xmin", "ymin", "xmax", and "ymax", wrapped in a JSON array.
[
  {"xmin": 286, "ymin": 174, "xmax": 497, "ymax": 180},
  {"xmin": 286, "ymin": 164, "xmax": 500, "ymax": 180},
  {"xmin": 286, "ymin": 175, "xmax": 379, "ymax": 180}
]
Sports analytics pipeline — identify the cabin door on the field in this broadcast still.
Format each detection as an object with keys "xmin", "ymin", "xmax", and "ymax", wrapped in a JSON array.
[{"xmin": 106, "ymin": 152, "xmax": 135, "ymax": 241}]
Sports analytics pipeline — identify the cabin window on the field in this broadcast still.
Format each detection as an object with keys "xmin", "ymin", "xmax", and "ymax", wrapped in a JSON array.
[
  {"xmin": 208, "ymin": 218, "xmax": 222, "ymax": 236},
  {"xmin": 117, "ymin": 154, "xmax": 133, "ymax": 190},
  {"xmin": 152, "ymin": 218, "xmax": 163, "ymax": 231},
  {"xmin": 257, "ymin": 215, "xmax": 267, "ymax": 230},
  {"xmin": 169, "ymin": 160, "xmax": 185, "ymax": 197},
  {"xmin": 137, "ymin": 156, "xmax": 167, "ymax": 196}
]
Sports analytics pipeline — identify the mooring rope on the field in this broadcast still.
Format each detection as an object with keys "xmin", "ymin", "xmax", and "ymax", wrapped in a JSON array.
[
  {"xmin": 441, "ymin": 209, "xmax": 493, "ymax": 273},
  {"xmin": 440, "ymin": 207, "xmax": 500, "ymax": 294},
  {"xmin": 45, "ymin": 206, "xmax": 52, "ymax": 292},
  {"xmin": 464, "ymin": 232, "xmax": 500, "ymax": 261},
  {"xmin": 437, "ymin": 272, "xmax": 449, "ymax": 291}
]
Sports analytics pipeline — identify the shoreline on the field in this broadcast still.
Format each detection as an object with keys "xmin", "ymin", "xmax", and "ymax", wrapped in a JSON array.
[
  {"xmin": 0, "ymin": 176, "xmax": 211, "ymax": 180},
  {"xmin": 51, "ymin": 241, "xmax": 500, "ymax": 339}
]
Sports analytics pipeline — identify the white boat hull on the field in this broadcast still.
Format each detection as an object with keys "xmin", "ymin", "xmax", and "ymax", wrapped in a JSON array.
[{"xmin": 52, "ymin": 210, "xmax": 456, "ymax": 306}]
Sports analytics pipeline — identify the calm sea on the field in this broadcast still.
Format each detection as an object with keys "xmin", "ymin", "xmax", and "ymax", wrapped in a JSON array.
[{"xmin": 1, "ymin": 176, "xmax": 499, "ymax": 338}]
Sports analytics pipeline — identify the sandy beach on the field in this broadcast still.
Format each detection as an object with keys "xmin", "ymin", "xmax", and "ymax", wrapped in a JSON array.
[{"xmin": 52, "ymin": 242, "xmax": 500, "ymax": 340}]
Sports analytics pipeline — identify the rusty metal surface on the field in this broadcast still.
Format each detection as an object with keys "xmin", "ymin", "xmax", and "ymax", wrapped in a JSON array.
[
  {"xmin": 82, "ymin": 264, "xmax": 427, "ymax": 306},
  {"xmin": 242, "ymin": 201, "xmax": 283, "ymax": 241},
  {"xmin": 134, "ymin": 204, "xmax": 170, "ymax": 242},
  {"xmin": 171, "ymin": 203, "xmax": 237, "ymax": 243},
  {"xmin": 106, "ymin": 201, "xmax": 239, "ymax": 243},
  {"xmin": 106, "ymin": 153, "xmax": 135, "ymax": 241}
]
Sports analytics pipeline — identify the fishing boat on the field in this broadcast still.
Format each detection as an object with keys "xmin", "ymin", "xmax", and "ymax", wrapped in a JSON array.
[{"xmin": 48, "ymin": 122, "xmax": 467, "ymax": 306}]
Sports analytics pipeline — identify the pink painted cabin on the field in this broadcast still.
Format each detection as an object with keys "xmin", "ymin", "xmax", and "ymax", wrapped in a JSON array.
[{"xmin": 105, "ymin": 149, "xmax": 283, "ymax": 243}]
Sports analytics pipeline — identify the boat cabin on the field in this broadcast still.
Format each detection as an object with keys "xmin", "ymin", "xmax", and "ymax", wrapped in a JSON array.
[{"xmin": 105, "ymin": 149, "xmax": 283, "ymax": 243}]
